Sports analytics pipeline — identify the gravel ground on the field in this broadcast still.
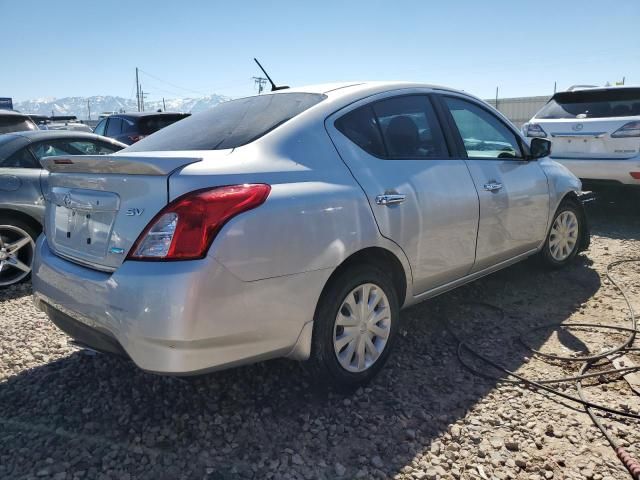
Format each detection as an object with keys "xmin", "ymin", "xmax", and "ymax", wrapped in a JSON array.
[{"xmin": 1, "ymin": 191, "xmax": 639, "ymax": 480}]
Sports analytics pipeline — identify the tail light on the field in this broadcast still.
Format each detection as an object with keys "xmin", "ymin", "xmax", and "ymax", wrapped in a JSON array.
[
  {"xmin": 127, "ymin": 134, "xmax": 147, "ymax": 143},
  {"xmin": 524, "ymin": 123, "xmax": 547, "ymax": 138},
  {"xmin": 128, "ymin": 184, "xmax": 271, "ymax": 260},
  {"xmin": 611, "ymin": 121, "xmax": 640, "ymax": 138},
  {"xmin": 630, "ymin": 172, "xmax": 640, "ymax": 180}
]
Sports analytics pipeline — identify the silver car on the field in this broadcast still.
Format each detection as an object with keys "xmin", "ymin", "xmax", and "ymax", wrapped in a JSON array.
[
  {"xmin": 32, "ymin": 83, "xmax": 590, "ymax": 389},
  {"xmin": 0, "ymin": 130, "xmax": 125, "ymax": 286}
]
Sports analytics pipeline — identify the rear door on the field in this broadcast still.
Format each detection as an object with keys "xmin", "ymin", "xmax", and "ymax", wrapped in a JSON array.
[
  {"xmin": 326, "ymin": 90, "xmax": 480, "ymax": 294},
  {"xmin": 438, "ymin": 94, "xmax": 549, "ymax": 271}
]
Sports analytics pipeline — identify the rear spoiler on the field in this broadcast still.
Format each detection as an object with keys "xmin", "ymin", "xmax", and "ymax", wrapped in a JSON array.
[{"xmin": 40, "ymin": 155, "xmax": 202, "ymax": 175}]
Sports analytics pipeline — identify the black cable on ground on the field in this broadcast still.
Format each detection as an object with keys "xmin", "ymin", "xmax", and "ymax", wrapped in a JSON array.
[{"xmin": 446, "ymin": 258, "xmax": 640, "ymax": 479}]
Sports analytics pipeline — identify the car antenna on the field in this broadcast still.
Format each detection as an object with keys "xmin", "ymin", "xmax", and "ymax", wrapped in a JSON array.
[{"xmin": 253, "ymin": 58, "xmax": 289, "ymax": 91}]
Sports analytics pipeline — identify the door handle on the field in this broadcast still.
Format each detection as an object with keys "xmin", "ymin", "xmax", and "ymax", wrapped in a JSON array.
[
  {"xmin": 483, "ymin": 182, "xmax": 503, "ymax": 192},
  {"xmin": 375, "ymin": 194, "xmax": 406, "ymax": 206}
]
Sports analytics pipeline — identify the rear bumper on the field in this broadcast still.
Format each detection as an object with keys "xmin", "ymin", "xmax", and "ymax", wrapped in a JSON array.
[
  {"xmin": 32, "ymin": 237, "xmax": 330, "ymax": 375},
  {"xmin": 551, "ymin": 156, "xmax": 640, "ymax": 186},
  {"xmin": 42, "ymin": 302, "xmax": 129, "ymax": 357}
]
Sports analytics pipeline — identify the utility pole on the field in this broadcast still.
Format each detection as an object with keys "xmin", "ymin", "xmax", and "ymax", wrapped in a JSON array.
[
  {"xmin": 554, "ymin": 81, "xmax": 557, "ymax": 94},
  {"xmin": 136, "ymin": 67, "xmax": 141, "ymax": 112},
  {"xmin": 495, "ymin": 87, "xmax": 499, "ymax": 111},
  {"xmin": 140, "ymin": 85, "xmax": 148, "ymax": 112},
  {"xmin": 163, "ymin": 97, "xmax": 166, "ymax": 111},
  {"xmin": 623, "ymin": 76, "xmax": 626, "ymax": 85},
  {"xmin": 252, "ymin": 76, "xmax": 268, "ymax": 94},
  {"xmin": 87, "ymin": 99, "xmax": 91, "ymax": 120}
]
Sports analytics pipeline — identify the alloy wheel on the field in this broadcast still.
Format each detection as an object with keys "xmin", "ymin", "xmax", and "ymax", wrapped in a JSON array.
[{"xmin": 0, "ymin": 225, "xmax": 35, "ymax": 287}]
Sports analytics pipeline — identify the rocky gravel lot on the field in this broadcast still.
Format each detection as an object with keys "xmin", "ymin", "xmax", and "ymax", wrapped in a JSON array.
[{"xmin": 1, "ymin": 191, "xmax": 639, "ymax": 480}]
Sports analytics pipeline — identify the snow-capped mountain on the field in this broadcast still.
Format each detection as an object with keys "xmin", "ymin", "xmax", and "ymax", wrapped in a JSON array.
[{"xmin": 13, "ymin": 94, "xmax": 230, "ymax": 119}]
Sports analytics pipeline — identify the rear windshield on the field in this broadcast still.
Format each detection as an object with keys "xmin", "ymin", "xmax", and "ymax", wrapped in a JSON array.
[
  {"xmin": 0, "ymin": 115, "xmax": 37, "ymax": 134},
  {"xmin": 535, "ymin": 88, "xmax": 640, "ymax": 119},
  {"xmin": 137, "ymin": 114, "xmax": 190, "ymax": 135},
  {"xmin": 124, "ymin": 93, "xmax": 326, "ymax": 152}
]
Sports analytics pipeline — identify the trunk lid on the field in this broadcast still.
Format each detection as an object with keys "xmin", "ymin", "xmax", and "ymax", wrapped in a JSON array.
[
  {"xmin": 40, "ymin": 154, "xmax": 202, "ymax": 271},
  {"xmin": 535, "ymin": 117, "xmax": 640, "ymax": 160}
]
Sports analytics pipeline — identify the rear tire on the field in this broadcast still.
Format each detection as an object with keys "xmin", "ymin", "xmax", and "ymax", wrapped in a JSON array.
[
  {"xmin": 0, "ymin": 218, "xmax": 38, "ymax": 288},
  {"xmin": 306, "ymin": 264, "xmax": 400, "ymax": 391},
  {"xmin": 540, "ymin": 201, "xmax": 582, "ymax": 269}
]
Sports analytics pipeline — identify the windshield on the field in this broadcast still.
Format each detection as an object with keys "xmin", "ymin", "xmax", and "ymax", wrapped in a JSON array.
[
  {"xmin": 124, "ymin": 92, "xmax": 326, "ymax": 152},
  {"xmin": 535, "ymin": 88, "xmax": 640, "ymax": 119},
  {"xmin": 0, "ymin": 115, "xmax": 38, "ymax": 134}
]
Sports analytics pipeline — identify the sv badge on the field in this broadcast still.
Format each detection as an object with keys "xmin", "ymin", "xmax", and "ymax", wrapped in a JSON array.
[{"xmin": 125, "ymin": 208, "xmax": 145, "ymax": 216}]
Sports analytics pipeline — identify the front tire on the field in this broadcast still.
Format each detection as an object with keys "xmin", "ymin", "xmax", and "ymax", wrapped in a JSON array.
[
  {"xmin": 540, "ymin": 201, "xmax": 582, "ymax": 269},
  {"xmin": 307, "ymin": 264, "xmax": 400, "ymax": 390}
]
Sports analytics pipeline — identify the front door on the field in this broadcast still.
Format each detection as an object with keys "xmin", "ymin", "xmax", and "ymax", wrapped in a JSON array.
[
  {"xmin": 439, "ymin": 95, "xmax": 550, "ymax": 271},
  {"xmin": 326, "ymin": 91, "xmax": 480, "ymax": 294}
]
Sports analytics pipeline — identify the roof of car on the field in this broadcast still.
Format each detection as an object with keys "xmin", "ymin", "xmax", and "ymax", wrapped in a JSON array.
[
  {"xmin": 1, "ymin": 129, "xmax": 126, "ymax": 144},
  {"xmin": 0, "ymin": 110, "xmax": 31, "ymax": 117},
  {"xmin": 286, "ymin": 81, "xmax": 465, "ymax": 95},
  {"xmin": 109, "ymin": 111, "xmax": 190, "ymax": 118},
  {"xmin": 277, "ymin": 81, "xmax": 481, "ymax": 110},
  {"xmin": 565, "ymin": 84, "xmax": 640, "ymax": 93}
]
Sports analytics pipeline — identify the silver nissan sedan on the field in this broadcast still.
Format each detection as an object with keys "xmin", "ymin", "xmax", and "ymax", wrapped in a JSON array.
[{"xmin": 32, "ymin": 82, "xmax": 590, "ymax": 389}]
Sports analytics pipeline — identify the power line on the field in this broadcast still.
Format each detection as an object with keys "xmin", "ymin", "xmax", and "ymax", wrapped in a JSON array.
[
  {"xmin": 138, "ymin": 68, "xmax": 209, "ymax": 96},
  {"xmin": 252, "ymin": 77, "xmax": 268, "ymax": 94},
  {"xmin": 132, "ymin": 77, "xmax": 189, "ymax": 99},
  {"xmin": 137, "ymin": 68, "xmax": 251, "ymax": 96}
]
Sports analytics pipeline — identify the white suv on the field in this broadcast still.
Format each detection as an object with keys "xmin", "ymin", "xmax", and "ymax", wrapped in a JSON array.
[{"xmin": 523, "ymin": 86, "xmax": 640, "ymax": 189}]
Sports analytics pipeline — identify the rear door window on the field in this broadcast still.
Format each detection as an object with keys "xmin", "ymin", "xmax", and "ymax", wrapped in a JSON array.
[
  {"xmin": 444, "ymin": 97, "xmax": 522, "ymax": 159},
  {"xmin": 335, "ymin": 95, "xmax": 448, "ymax": 159},
  {"xmin": 335, "ymin": 106, "xmax": 385, "ymax": 157},
  {"xmin": 536, "ymin": 88, "xmax": 640, "ymax": 119},
  {"xmin": 125, "ymin": 93, "xmax": 326, "ymax": 152},
  {"xmin": 373, "ymin": 95, "xmax": 448, "ymax": 159},
  {"xmin": 106, "ymin": 118, "xmax": 123, "ymax": 136}
]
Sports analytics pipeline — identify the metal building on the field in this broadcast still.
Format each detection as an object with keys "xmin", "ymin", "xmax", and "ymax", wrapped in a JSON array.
[{"xmin": 484, "ymin": 95, "xmax": 551, "ymax": 127}]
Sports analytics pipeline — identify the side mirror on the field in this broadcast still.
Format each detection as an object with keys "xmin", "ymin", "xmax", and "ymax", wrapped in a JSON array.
[{"xmin": 529, "ymin": 138, "xmax": 551, "ymax": 160}]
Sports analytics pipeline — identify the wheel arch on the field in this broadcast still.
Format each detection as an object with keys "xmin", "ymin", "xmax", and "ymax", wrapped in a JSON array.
[
  {"xmin": 0, "ymin": 208, "xmax": 42, "ymax": 235},
  {"xmin": 546, "ymin": 191, "xmax": 590, "ymax": 253},
  {"xmin": 560, "ymin": 191, "xmax": 590, "ymax": 252},
  {"xmin": 320, "ymin": 246, "xmax": 408, "ymax": 309},
  {"xmin": 287, "ymin": 246, "xmax": 410, "ymax": 361}
]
